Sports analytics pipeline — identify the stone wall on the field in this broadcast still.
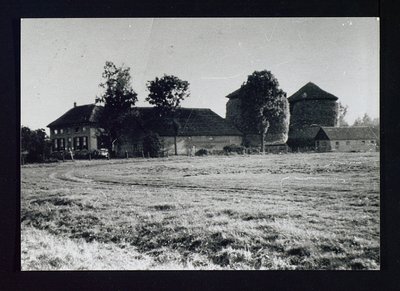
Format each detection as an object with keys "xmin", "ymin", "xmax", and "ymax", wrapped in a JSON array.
[
  {"xmin": 290, "ymin": 99, "xmax": 338, "ymax": 128},
  {"xmin": 226, "ymin": 96, "xmax": 290, "ymax": 147},
  {"xmin": 316, "ymin": 139, "xmax": 378, "ymax": 153},
  {"xmin": 226, "ymin": 98, "xmax": 245, "ymax": 132}
]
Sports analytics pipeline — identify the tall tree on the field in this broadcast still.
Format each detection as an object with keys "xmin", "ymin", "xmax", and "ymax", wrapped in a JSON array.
[
  {"xmin": 95, "ymin": 61, "xmax": 138, "ymax": 156},
  {"xmin": 21, "ymin": 126, "xmax": 51, "ymax": 163},
  {"xmin": 240, "ymin": 70, "xmax": 289, "ymax": 154},
  {"xmin": 146, "ymin": 74, "xmax": 190, "ymax": 155},
  {"xmin": 353, "ymin": 113, "xmax": 378, "ymax": 127},
  {"xmin": 337, "ymin": 102, "xmax": 349, "ymax": 126}
]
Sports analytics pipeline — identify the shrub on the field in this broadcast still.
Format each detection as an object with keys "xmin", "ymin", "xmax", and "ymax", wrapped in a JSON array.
[
  {"xmin": 49, "ymin": 150, "xmax": 107, "ymax": 161},
  {"xmin": 223, "ymin": 144, "xmax": 245, "ymax": 155},
  {"xmin": 143, "ymin": 132, "xmax": 163, "ymax": 158},
  {"xmin": 195, "ymin": 149, "xmax": 208, "ymax": 156},
  {"xmin": 43, "ymin": 157, "xmax": 59, "ymax": 163},
  {"xmin": 246, "ymin": 147, "xmax": 260, "ymax": 155}
]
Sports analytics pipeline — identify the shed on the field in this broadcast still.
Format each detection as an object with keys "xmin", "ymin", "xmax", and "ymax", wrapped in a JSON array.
[{"xmin": 315, "ymin": 127, "xmax": 378, "ymax": 152}]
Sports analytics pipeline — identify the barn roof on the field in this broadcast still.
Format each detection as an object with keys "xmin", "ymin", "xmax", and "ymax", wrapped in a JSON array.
[
  {"xmin": 288, "ymin": 126, "xmax": 321, "ymax": 140},
  {"xmin": 226, "ymin": 88, "xmax": 242, "ymax": 99},
  {"xmin": 317, "ymin": 127, "xmax": 378, "ymax": 140},
  {"xmin": 47, "ymin": 104, "xmax": 102, "ymax": 127},
  {"xmin": 139, "ymin": 107, "xmax": 243, "ymax": 136},
  {"xmin": 47, "ymin": 104, "xmax": 242, "ymax": 137},
  {"xmin": 288, "ymin": 82, "xmax": 338, "ymax": 104}
]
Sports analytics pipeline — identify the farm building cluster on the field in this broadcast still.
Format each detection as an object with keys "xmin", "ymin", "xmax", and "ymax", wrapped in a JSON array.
[{"xmin": 47, "ymin": 82, "xmax": 379, "ymax": 157}]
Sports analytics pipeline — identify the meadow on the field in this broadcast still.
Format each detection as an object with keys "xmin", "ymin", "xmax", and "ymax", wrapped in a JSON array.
[{"xmin": 21, "ymin": 152, "xmax": 380, "ymax": 270}]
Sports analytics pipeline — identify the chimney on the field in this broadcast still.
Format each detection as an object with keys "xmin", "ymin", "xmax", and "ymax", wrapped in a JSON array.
[{"xmin": 74, "ymin": 102, "xmax": 77, "ymax": 108}]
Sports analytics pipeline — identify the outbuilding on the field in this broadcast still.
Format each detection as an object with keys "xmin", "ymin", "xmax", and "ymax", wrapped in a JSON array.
[{"xmin": 314, "ymin": 127, "xmax": 378, "ymax": 152}]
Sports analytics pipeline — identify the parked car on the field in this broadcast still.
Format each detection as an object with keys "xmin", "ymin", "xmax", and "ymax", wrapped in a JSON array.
[{"xmin": 99, "ymin": 148, "xmax": 109, "ymax": 157}]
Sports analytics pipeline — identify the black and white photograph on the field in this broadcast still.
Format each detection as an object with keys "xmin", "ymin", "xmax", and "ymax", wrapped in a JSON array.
[{"xmin": 20, "ymin": 18, "xmax": 380, "ymax": 270}]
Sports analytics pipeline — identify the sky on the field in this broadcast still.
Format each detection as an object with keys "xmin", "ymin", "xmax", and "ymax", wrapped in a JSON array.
[{"xmin": 21, "ymin": 18, "xmax": 379, "ymax": 134}]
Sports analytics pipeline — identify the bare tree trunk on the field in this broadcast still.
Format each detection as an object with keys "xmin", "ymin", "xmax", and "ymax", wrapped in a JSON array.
[
  {"xmin": 172, "ymin": 117, "xmax": 180, "ymax": 156},
  {"xmin": 260, "ymin": 119, "xmax": 270, "ymax": 155},
  {"xmin": 174, "ymin": 135, "xmax": 178, "ymax": 155}
]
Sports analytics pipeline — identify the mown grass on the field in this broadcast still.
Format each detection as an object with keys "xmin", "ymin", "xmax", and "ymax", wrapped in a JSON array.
[{"xmin": 21, "ymin": 152, "xmax": 380, "ymax": 270}]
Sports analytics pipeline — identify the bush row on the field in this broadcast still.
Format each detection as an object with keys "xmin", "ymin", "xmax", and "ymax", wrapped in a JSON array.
[{"xmin": 50, "ymin": 150, "xmax": 108, "ymax": 161}]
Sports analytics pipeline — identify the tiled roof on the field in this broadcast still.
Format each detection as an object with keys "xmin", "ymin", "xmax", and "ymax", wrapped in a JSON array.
[
  {"xmin": 47, "ymin": 104, "xmax": 101, "ymax": 127},
  {"xmin": 226, "ymin": 88, "xmax": 242, "ymax": 99},
  {"xmin": 288, "ymin": 82, "xmax": 338, "ymax": 103},
  {"xmin": 288, "ymin": 126, "xmax": 321, "ymax": 140},
  {"xmin": 317, "ymin": 127, "xmax": 378, "ymax": 140},
  {"xmin": 47, "ymin": 104, "xmax": 242, "ymax": 137},
  {"xmin": 139, "ymin": 107, "xmax": 243, "ymax": 136}
]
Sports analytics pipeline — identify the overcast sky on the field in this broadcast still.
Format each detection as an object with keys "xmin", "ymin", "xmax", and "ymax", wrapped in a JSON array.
[{"xmin": 21, "ymin": 18, "xmax": 379, "ymax": 133}]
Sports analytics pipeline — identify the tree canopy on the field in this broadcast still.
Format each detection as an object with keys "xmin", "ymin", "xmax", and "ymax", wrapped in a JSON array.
[
  {"xmin": 146, "ymin": 74, "xmax": 190, "ymax": 155},
  {"xmin": 96, "ymin": 61, "xmax": 138, "ymax": 111},
  {"xmin": 21, "ymin": 126, "xmax": 51, "ymax": 163},
  {"xmin": 240, "ymin": 70, "xmax": 289, "ymax": 152},
  {"xmin": 353, "ymin": 113, "xmax": 379, "ymax": 127},
  {"xmin": 146, "ymin": 74, "xmax": 190, "ymax": 117},
  {"xmin": 95, "ymin": 61, "xmax": 138, "ymax": 155},
  {"xmin": 337, "ymin": 102, "xmax": 349, "ymax": 126}
]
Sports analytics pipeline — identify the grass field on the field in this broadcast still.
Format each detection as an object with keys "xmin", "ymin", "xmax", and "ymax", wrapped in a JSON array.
[{"xmin": 21, "ymin": 152, "xmax": 380, "ymax": 270}]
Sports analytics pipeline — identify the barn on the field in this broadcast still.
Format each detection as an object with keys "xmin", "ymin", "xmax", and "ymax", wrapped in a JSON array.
[
  {"xmin": 117, "ymin": 107, "xmax": 243, "ymax": 156},
  {"xmin": 47, "ymin": 103, "xmax": 243, "ymax": 157},
  {"xmin": 314, "ymin": 127, "xmax": 378, "ymax": 152}
]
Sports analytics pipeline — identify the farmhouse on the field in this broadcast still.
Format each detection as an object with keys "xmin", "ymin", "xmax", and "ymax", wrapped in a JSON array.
[
  {"xmin": 287, "ymin": 82, "xmax": 339, "ymax": 150},
  {"xmin": 314, "ymin": 127, "xmax": 378, "ymax": 152},
  {"xmin": 47, "ymin": 103, "xmax": 243, "ymax": 157},
  {"xmin": 47, "ymin": 103, "xmax": 102, "ymax": 152}
]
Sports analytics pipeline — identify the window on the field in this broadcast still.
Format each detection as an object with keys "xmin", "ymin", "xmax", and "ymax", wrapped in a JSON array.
[
  {"xmin": 83, "ymin": 136, "xmax": 88, "ymax": 150},
  {"xmin": 346, "ymin": 141, "xmax": 350, "ymax": 145},
  {"xmin": 53, "ymin": 139, "xmax": 57, "ymax": 151},
  {"xmin": 82, "ymin": 127, "xmax": 86, "ymax": 132},
  {"xmin": 74, "ymin": 137, "xmax": 78, "ymax": 150},
  {"xmin": 60, "ymin": 138, "xmax": 64, "ymax": 150},
  {"xmin": 54, "ymin": 129, "xmax": 58, "ymax": 135},
  {"xmin": 75, "ymin": 127, "xmax": 79, "ymax": 133},
  {"xmin": 67, "ymin": 138, "xmax": 72, "ymax": 150},
  {"xmin": 67, "ymin": 128, "xmax": 71, "ymax": 134},
  {"xmin": 60, "ymin": 129, "xmax": 64, "ymax": 134}
]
